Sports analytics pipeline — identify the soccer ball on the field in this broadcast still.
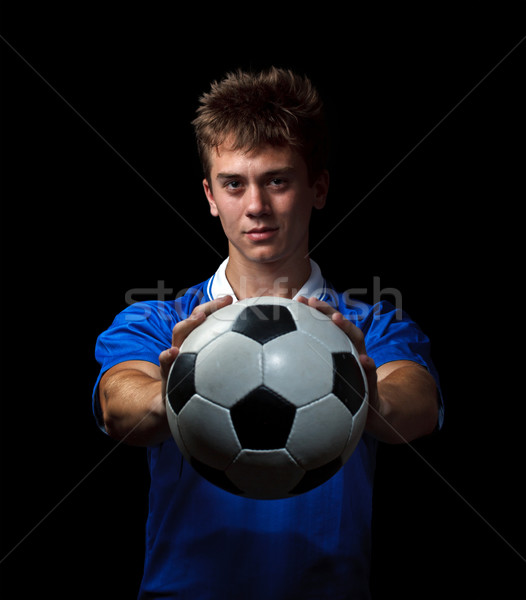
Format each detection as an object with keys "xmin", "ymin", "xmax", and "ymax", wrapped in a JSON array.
[{"xmin": 166, "ymin": 297, "xmax": 368, "ymax": 500}]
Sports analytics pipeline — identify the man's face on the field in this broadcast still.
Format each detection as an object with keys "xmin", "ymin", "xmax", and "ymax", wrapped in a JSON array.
[{"xmin": 203, "ymin": 142, "xmax": 328, "ymax": 267}]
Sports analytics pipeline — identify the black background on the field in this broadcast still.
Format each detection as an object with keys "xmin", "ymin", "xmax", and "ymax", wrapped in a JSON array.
[{"xmin": 1, "ymin": 4, "xmax": 525, "ymax": 598}]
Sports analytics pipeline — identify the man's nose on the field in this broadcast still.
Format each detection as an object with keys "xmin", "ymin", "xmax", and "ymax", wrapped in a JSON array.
[{"xmin": 245, "ymin": 185, "xmax": 271, "ymax": 217}]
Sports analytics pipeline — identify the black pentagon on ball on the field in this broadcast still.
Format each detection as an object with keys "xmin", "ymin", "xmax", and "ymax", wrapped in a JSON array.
[
  {"xmin": 231, "ymin": 386, "xmax": 296, "ymax": 450},
  {"xmin": 166, "ymin": 352, "xmax": 197, "ymax": 415},
  {"xmin": 332, "ymin": 352, "xmax": 366, "ymax": 415},
  {"xmin": 231, "ymin": 304, "xmax": 297, "ymax": 344}
]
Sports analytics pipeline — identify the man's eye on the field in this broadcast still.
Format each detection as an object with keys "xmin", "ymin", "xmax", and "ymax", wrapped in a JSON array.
[
  {"xmin": 270, "ymin": 178, "xmax": 286, "ymax": 186},
  {"xmin": 226, "ymin": 180, "xmax": 242, "ymax": 190}
]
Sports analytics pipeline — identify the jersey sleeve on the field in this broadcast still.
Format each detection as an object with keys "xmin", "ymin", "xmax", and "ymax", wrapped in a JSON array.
[{"xmin": 91, "ymin": 301, "xmax": 177, "ymax": 432}]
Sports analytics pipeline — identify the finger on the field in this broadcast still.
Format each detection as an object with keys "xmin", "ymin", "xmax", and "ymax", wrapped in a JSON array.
[
  {"xmin": 359, "ymin": 354, "xmax": 377, "ymax": 378},
  {"xmin": 193, "ymin": 294, "xmax": 233, "ymax": 317},
  {"xmin": 171, "ymin": 295, "xmax": 232, "ymax": 347},
  {"xmin": 159, "ymin": 346, "xmax": 181, "ymax": 400},
  {"xmin": 302, "ymin": 297, "xmax": 366, "ymax": 355},
  {"xmin": 159, "ymin": 346, "xmax": 179, "ymax": 380},
  {"xmin": 359, "ymin": 355, "xmax": 377, "ymax": 394},
  {"xmin": 331, "ymin": 311, "xmax": 366, "ymax": 355},
  {"xmin": 171, "ymin": 309, "xmax": 206, "ymax": 348},
  {"xmin": 305, "ymin": 296, "xmax": 337, "ymax": 316}
]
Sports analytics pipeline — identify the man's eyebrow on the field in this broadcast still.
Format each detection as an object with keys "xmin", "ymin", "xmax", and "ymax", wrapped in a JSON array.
[
  {"xmin": 215, "ymin": 166, "xmax": 295, "ymax": 180},
  {"xmin": 264, "ymin": 166, "xmax": 295, "ymax": 176},
  {"xmin": 216, "ymin": 172, "xmax": 240, "ymax": 180}
]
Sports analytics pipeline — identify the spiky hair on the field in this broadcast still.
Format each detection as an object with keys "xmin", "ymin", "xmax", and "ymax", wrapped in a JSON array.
[{"xmin": 192, "ymin": 67, "xmax": 328, "ymax": 184}]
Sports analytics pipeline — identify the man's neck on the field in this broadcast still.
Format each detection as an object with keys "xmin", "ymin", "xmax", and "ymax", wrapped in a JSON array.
[{"xmin": 225, "ymin": 255, "xmax": 312, "ymax": 300}]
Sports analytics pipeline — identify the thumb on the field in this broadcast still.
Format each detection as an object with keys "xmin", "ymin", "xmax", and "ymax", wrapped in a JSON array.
[{"xmin": 159, "ymin": 347, "xmax": 180, "ymax": 396}]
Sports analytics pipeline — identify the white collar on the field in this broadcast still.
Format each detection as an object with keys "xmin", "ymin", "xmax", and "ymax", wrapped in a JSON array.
[{"xmin": 206, "ymin": 258, "xmax": 336, "ymax": 305}]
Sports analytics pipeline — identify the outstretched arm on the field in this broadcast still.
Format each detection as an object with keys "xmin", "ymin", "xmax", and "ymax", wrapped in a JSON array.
[
  {"xmin": 298, "ymin": 297, "xmax": 439, "ymax": 444},
  {"xmin": 98, "ymin": 296, "xmax": 232, "ymax": 446},
  {"xmin": 362, "ymin": 356, "xmax": 438, "ymax": 443}
]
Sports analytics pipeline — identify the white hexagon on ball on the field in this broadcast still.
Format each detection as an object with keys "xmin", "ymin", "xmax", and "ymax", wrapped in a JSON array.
[
  {"xmin": 180, "ymin": 302, "xmax": 249, "ymax": 353},
  {"xmin": 194, "ymin": 331, "xmax": 263, "ymax": 408},
  {"xmin": 290, "ymin": 301, "xmax": 357, "ymax": 355},
  {"xmin": 263, "ymin": 330, "xmax": 333, "ymax": 407},
  {"xmin": 178, "ymin": 394, "xmax": 241, "ymax": 470},
  {"xmin": 287, "ymin": 394, "xmax": 354, "ymax": 470}
]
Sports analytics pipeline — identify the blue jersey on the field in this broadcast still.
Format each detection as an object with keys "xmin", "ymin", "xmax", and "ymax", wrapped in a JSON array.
[{"xmin": 93, "ymin": 261, "xmax": 442, "ymax": 600}]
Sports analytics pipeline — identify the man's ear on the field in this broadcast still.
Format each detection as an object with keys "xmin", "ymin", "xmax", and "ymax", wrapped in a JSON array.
[
  {"xmin": 313, "ymin": 170, "xmax": 329, "ymax": 210},
  {"xmin": 203, "ymin": 178, "xmax": 219, "ymax": 217}
]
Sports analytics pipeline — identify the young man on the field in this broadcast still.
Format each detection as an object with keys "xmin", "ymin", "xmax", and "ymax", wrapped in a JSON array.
[{"xmin": 93, "ymin": 67, "xmax": 442, "ymax": 599}]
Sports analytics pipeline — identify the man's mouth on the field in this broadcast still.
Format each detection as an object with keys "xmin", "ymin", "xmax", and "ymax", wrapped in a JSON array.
[{"xmin": 245, "ymin": 227, "xmax": 279, "ymax": 241}]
